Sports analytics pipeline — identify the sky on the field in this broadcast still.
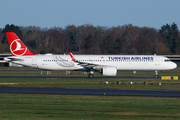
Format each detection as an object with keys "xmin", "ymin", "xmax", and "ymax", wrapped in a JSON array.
[{"xmin": 0, "ymin": 0, "xmax": 180, "ymax": 30}]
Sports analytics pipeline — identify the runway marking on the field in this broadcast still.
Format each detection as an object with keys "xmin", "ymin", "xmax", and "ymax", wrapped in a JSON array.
[{"xmin": 0, "ymin": 83, "xmax": 18, "ymax": 85}]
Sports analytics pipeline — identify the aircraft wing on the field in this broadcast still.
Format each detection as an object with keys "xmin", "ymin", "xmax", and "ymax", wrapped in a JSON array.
[
  {"xmin": 69, "ymin": 52, "xmax": 104, "ymax": 70},
  {"xmin": 75, "ymin": 61, "xmax": 100, "ymax": 68}
]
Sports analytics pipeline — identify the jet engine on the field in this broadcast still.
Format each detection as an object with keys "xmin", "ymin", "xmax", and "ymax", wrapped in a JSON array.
[{"xmin": 101, "ymin": 66, "xmax": 117, "ymax": 76}]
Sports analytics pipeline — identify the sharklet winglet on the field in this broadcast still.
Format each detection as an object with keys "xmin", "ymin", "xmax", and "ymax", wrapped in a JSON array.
[{"xmin": 69, "ymin": 52, "xmax": 76, "ymax": 61}]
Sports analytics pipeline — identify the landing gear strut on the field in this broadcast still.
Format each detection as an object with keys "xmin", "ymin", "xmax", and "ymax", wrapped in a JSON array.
[{"xmin": 155, "ymin": 70, "xmax": 159, "ymax": 79}]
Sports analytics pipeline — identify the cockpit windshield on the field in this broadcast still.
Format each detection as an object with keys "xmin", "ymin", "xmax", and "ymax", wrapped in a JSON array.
[{"xmin": 164, "ymin": 59, "xmax": 170, "ymax": 62}]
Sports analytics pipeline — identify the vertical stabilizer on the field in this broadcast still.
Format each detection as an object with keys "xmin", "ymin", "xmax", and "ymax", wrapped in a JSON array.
[{"xmin": 6, "ymin": 32, "xmax": 35, "ymax": 56}]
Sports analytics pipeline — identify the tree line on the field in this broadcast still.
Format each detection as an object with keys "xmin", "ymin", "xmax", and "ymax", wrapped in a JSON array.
[{"xmin": 0, "ymin": 23, "xmax": 180, "ymax": 55}]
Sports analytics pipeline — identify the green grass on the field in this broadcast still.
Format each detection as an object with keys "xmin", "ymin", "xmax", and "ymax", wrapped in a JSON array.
[
  {"xmin": 0, "ymin": 66, "xmax": 180, "ymax": 120},
  {"xmin": 0, "ymin": 94, "xmax": 180, "ymax": 120}
]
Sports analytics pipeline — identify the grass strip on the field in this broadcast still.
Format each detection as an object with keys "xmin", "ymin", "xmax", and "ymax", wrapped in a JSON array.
[
  {"xmin": 1, "ymin": 78, "xmax": 180, "ymax": 90},
  {"xmin": 0, "ymin": 94, "xmax": 180, "ymax": 120}
]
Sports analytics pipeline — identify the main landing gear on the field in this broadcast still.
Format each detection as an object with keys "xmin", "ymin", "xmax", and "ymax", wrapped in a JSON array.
[
  {"xmin": 88, "ymin": 70, "xmax": 94, "ymax": 78},
  {"xmin": 88, "ymin": 74, "xmax": 94, "ymax": 78},
  {"xmin": 155, "ymin": 70, "xmax": 159, "ymax": 79}
]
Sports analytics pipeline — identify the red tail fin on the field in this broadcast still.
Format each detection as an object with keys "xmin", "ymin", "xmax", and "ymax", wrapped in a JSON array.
[{"xmin": 6, "ymin": 32, "xmax": 35, "ymax": 56}]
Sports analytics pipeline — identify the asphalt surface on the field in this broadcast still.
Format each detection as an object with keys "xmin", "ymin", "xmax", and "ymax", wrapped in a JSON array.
[
  {"xmin": 0, "ymin": 86, "xmax": 180, "ymax": 97},
  {"xmin": 0, "ymin": 76, "xmax": 159, "ymax": 79}
]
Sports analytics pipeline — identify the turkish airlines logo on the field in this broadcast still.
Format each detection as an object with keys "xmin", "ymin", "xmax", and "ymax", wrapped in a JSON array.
[{"xmin": 10, "ymin": 39, "xmax": 27, "ymax": 56}]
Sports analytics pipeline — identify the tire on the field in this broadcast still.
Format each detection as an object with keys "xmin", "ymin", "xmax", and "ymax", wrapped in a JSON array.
[
  {"xmin": 155, "ymin": 75, "xmax": 159, "ymax": 79},
  {"xmin": 88, "ymin": 74, "xmax": 94, "ymax": 78}
]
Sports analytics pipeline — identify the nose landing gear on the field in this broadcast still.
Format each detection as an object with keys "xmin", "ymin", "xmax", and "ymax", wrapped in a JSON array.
[{"xmin": 155, "ymin": 70, "xmax": 159, "ymax": 79}]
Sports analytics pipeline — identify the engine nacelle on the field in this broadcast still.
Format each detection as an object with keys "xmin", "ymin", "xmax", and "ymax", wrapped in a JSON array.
[{"xmin": 101, "ymin": 66, "xmax": 117, "ymax": 76}]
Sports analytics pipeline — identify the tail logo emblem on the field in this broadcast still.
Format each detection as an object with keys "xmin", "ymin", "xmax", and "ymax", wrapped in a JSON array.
[{"xmin": 10, "ymin": 39, "xmax": 27, "ymax": 56}]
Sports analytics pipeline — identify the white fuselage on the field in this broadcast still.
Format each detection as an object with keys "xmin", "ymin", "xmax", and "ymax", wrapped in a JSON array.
[{"xmin": 4, "ymin": 54, "xmax": 177, "ymax": 71}]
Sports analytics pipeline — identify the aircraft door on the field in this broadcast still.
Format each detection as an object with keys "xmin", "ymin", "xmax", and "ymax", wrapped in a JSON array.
[
  {"xmin": 155, "ymin": 56, "xmax": 160, "ymax": 66},
  {"xmin": 32, "ymin": 57, "xmax": 37, "ymax": 66}
]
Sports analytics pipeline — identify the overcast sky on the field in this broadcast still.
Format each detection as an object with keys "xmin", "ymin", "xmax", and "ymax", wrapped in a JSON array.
[{"xmin": 0, "ymin": 0, "xmax": 180, "ymax": 29}]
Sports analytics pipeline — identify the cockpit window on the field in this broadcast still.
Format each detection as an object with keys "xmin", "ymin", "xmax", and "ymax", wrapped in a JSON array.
[{"xmin": 164, "ymin": 59, "xmax": 170, "ymax": 62}]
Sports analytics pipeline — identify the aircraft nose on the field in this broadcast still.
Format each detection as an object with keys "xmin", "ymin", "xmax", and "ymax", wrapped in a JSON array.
[{"xmin": 171, "ymin": 62, "xmax": 177, "ymax": 69}]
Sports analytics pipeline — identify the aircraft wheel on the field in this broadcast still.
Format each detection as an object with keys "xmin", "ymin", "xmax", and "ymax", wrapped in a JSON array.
[
  {"xmin": 88, "ymin": 74, "xmax": 94, "ymax": 78},
  {"xmin": 155, "ymin": 75, "xmax": 159, "ymax": 79}
]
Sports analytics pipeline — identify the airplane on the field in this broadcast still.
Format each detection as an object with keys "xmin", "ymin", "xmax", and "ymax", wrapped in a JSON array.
[{"xmin": 4, "ymin": 32, "xmax": 177, "ymax": 78}]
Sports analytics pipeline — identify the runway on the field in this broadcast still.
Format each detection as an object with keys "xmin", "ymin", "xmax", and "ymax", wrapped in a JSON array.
[
  {"xmin": 0, "ymin": 76, "xmax": 159, "ymax": 79},
  {"xmin": 0, "ymin": 86, "xmax": 180, "ymax": 97}
]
